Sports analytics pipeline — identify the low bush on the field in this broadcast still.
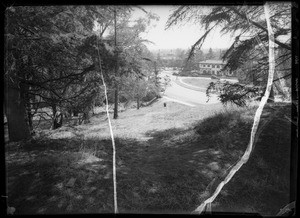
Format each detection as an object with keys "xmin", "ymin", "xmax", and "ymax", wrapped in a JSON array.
[
  {"xmin": 142, "ymin": 91, "xmax": 158, "ymax": 102},
  {"xmin": 195, "ymin": 110, "xmax": 247, "ymax": 134}
]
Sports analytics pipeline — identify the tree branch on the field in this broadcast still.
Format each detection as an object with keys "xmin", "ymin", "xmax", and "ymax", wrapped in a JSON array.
[{"xmin": 229, "ymin": 6, "xmax": 291, "ymax": 51}]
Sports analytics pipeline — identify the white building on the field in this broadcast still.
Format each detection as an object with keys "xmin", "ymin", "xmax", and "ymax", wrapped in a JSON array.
[{"xmin": 199, "ymin": 60, "xmax": 235, "ymax": 76}]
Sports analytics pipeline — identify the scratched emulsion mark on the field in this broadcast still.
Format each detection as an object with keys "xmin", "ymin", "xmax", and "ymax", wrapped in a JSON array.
[
  {"xmin": 96, "ymin": 32, "xmax": 118, "ymax": 213},
  {"xmin": 192, "ymin": 2, "xmax": 276, "ymax": 214}
]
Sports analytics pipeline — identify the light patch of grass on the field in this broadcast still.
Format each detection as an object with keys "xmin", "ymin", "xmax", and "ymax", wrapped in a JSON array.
[
  {"xmin": 77, "ymin": 99, "xmax": 225, "ymax": 141},
  {"xmin": 181, "ymin": 78, "xmax": 213, "ymax": 89}
]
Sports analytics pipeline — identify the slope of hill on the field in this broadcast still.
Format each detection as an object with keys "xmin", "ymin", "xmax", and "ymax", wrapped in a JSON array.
[{"xmin": 5, "ymin": 100, "xmax": 292, "ymax": 215}]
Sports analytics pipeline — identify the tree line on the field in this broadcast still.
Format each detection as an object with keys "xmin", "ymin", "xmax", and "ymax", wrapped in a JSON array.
[
  {"xmin": 154, "ymin": 47, "xmax": 226, "ymax": 71},
  {"xmin": 4, "ymin": 6, "xmax": 163, "ymax": 142}
]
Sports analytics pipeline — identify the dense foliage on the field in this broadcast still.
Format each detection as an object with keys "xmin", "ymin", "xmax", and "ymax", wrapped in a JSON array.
[{"xmin": 5, "ymin": 6, "xmax": 159, "ymax": 140}]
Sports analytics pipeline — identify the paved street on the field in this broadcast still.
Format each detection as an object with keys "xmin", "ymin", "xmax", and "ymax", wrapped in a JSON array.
[{"xmin": 160, "ymin": 71, "xmax": 220, "ymax": 106}]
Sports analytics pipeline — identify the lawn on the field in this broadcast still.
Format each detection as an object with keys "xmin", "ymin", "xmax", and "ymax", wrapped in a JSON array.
[
  {"xmin": 5, "ymin": 99, "xmax": 292, "ymax": 215},
  {"xmin": 181, "ymin": 78, "xmax": 214, "ymax": 89}
]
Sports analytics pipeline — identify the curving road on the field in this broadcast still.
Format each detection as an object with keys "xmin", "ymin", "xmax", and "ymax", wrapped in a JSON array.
[{"xmin": 160, "ymin": 71, "xmax": 220, "ymax": 106}]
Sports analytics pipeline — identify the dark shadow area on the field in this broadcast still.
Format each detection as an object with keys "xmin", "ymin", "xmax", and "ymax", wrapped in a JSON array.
[
  {"xmin": 6, "ymin": 137, "xmax": 115, "ymax": 214},
  {"xmin": 5, "ymin": 129, "xmax": 229, "ymax": 214},
  {"xmin": 209, "ymin": 103, "xmax": 292, "ymax": 216}
]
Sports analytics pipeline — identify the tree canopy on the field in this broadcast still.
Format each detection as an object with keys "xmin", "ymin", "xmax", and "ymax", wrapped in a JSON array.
[{"xmin": 4, "ymin": 5, "xmax": 160, "ymax": 141}]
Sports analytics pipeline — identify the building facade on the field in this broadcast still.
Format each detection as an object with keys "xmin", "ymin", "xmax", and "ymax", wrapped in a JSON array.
[{"xmin": 199, "ymin": 60, "xmax": 235, "ymax": 76}]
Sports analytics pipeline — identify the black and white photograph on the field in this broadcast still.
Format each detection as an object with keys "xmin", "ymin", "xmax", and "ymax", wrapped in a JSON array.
[{"xmin": 3, "ymin": 2, "xmax": 298, "ymax": 216}]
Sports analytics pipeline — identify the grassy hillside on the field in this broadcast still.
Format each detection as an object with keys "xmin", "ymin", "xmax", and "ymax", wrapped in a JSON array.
[{"xmin": 5, "ymin": 100, "xmax": 292, "ymax": 215}]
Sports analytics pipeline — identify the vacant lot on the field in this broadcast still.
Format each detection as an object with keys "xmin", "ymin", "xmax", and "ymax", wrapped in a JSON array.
[{"xmin": 5, "ymin": 100, "xmax": 291, "ymax": 215}]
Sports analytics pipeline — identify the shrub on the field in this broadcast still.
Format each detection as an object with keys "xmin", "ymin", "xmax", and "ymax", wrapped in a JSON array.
[
  {"xmin": 194, "ymin": 109, "xmax": 254, "ymax": 150},
  {"xmin": 195, "ymin": 111, "xmax": 240, "ymax": 135},
  {"xmin": 142, "ymin": 91, "xmax": 158, "ymax": 102}
]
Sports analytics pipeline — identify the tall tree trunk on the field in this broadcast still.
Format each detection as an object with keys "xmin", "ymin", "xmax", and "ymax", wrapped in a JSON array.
[
  {"xmin": 26, "ymin": 104, "xmax": 33, "ymax": 132},
  {"xmin": 137, "ymin": 97, "xmax": 140, "ymax": 109},
  {"xmin": 5, "ymin": 52, "xmax": 31, "ymax": 142},
  {"xmin": 51, "ymin": 103, "xmax": 59, "ymax": 130},
  {"xmin": 113, "ymin": 8, "xmax": 119, "ymax": 119},
  {"xmin": 6, "ymin": 85, "xmax": 31, "ymax": 142},
  {"xmin": 114, "ymin": 84, "xmax": 119, "ymax": 119}
]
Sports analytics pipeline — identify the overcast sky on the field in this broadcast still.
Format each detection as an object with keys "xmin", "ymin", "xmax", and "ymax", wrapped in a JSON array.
[{"xmin": 131, "ymin": 5, "xmax": 235, "ymax": 51}]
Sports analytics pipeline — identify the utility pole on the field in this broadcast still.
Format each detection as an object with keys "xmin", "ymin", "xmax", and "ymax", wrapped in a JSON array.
[{"xmin": 113, "ymin": 8, "xmax": 119, "ymax": 119}]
